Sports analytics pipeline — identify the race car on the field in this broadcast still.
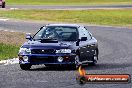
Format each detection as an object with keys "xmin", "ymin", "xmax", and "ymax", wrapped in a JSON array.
[
  {"xmin": 0, "ymin": 0, "xmax": 5, "ymax": 8},
  {"xmin": 18, "ymin": 24, "xmax": 99, "ymax": 70}
]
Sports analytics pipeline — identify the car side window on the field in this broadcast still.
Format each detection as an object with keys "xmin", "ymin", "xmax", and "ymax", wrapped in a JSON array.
[
  {"xmin": 78, "ymin": 27, "xmax": 92, "ymax": 40},
  {"xmin": 83, "ymin": 27, "xmax": 92, "ymax": 40},
  {"xmin": 78, "ymin": 27, "xmax": 86, "ymax": 39}
]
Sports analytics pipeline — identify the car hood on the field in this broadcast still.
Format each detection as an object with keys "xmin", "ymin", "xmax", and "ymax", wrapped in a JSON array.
[{"xmin": 22, "ymin": 40, "xmax": 76, "ymax": 49}]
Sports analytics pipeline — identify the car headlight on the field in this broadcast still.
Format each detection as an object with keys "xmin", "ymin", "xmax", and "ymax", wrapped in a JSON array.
[
  {"xmin": 56, "ymin": 49, "xmax": 71, "ymax": 53},
  {"xmin": 23, "ymin": 56, "xmax": 29, "ymax": 62},
  {"xmin": 19, "ymin": 48, "xmax": 31, "ymax": 54}
]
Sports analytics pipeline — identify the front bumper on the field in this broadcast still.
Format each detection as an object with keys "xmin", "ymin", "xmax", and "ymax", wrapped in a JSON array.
[{"xmin": 18, "ymin": 53, "xmax": 76, "ymax": 65}]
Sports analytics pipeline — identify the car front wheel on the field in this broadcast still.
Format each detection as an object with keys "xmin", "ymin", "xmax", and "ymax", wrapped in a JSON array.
[{"xmin": 20, "ymin": 64, "xmax": 31, "ymax": 70}]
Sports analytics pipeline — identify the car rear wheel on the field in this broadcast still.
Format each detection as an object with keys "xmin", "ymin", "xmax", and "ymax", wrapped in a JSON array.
[
  {"xmin": 2, "ymin": 2, "xmax": 5, "ymax": 8},
  {"xmin": 20, "ymin": 64, "xmax": 31, "ymax": 70}
]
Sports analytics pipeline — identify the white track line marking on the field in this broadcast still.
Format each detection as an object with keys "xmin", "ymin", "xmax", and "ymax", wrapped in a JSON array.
[
  {"xmin": 10, "ymin": 8, "xmax": 19, "ymax": 10},
  {"xmin": 10, "ymin": 31, "xmax": 15, "ymax": 32},
  {"xmin": 0, "ymin": 18, "xmax": 9, "ymax": 21},
  {"xmin": 4, "ymin": 30, "xmax": 8, "ymax": 31}
]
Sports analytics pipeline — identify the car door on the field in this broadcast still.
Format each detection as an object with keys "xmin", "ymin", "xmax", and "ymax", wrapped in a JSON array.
[
  {"xmin": 78, "ymin": 27, "xmax": 89, "ymax": 62},
  {"xmin": 83, "ymin": 27, "xmax": 97, "ymax": 61},
  {"xmin": 78, "ymin": 27, "xmax": 97, "ymax": 62}
]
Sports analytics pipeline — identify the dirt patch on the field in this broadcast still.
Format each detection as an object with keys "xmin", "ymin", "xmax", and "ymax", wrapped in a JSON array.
[{"xmin": 0, "ymin": 30, "xmax": 26, "ymax": 46}]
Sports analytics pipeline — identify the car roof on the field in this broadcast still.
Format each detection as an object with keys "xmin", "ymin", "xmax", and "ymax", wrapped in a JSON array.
[{"xmin": 46, "ymin": 24, "xmax": 81, "ymax": 28}]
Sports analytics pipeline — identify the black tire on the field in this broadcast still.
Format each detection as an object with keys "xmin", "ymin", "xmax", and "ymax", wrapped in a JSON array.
[
  {"xmin": 20, "ymin": 64, "xmax": 31, "ymax": 70},
  {"xmin": 44, "ymin": 64, "xmax": 51, "ymax": 67},
  {"xmin": 2, "ymin": 2, "xmax": 5, "ymax": 8},
  {"xmin": 76, "ymin": 76, "xmax": 87, "ymax": 85},
  {"xmin": 68, "ymin": 64, "xmax": 78, "ymax": 70}
]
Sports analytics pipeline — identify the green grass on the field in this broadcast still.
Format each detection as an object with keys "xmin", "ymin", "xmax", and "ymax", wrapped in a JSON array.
[
  {"xmin": 7, "ymin": 0, "xmax": 132, "ymax": 5},
  {"xmin": 0, "ymin": 9, "xmax": 132, "ymax": 27},
  {"xmin": 0, "ymin": 43, "xmax": 19, "ymax": 60},
  {"xmin": 0, "ymin": 31, "xmax": 25, "ymax": 60}
]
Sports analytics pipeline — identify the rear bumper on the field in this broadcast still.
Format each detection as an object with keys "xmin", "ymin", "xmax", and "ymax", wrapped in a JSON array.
[{"xmin": 18, "ymin": 54, "xmax": 76, "ymax": 65}]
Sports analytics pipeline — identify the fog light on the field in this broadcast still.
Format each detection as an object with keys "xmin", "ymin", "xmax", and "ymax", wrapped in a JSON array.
[
  {"xmin": 23, "ymin": 56, "xmax": 28, "ymax": 62},
  {"xmin": 57, "ymin": 57, "xmax": 63, "ymax": 62}
]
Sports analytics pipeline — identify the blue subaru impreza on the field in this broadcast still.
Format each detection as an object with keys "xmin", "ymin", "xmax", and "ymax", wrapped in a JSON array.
[{"xmin": 18, "ymin": 24, "xmax": 98, "ymax": 70}]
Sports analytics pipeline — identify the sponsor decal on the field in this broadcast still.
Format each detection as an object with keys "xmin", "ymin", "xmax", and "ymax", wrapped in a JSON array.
[{"xmin": 76, "ymin": 66, "xmax": 131, "ymax": 85}]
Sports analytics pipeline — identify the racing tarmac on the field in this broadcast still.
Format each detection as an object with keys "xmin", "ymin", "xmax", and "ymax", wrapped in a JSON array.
[{"xmin": 5, "ymin": 5, "xmax": 132, "ymax": 10}]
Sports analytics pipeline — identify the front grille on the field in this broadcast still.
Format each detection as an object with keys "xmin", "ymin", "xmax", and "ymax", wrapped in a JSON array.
[
  {"xmin": 30, "ymin": 56, "xmax": 54, "ymax": 63},
  {"xmin": 31, "ymin": 49, "xmax": 55, "ymax": 54}
]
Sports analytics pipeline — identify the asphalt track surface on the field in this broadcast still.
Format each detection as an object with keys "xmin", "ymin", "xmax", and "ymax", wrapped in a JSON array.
[
  {"xmin": 0, "ymin": 20, "xmax": 132, "ymax": 88},
  {"xmin": 6, "ymin": 5, "xmax": 132, "ymax": 9}
]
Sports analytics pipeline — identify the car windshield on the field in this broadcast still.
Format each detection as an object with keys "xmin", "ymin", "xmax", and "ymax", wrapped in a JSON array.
[{"xmin": 33, "ymin": 26, "xmax": 78, "ymax": 41}]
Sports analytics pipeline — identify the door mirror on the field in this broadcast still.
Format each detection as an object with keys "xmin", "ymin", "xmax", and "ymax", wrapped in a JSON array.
[
  {"xmin": 80, "ymin": 37, "xmax": 87, "ymax": 41},
  {"xmin": 76, "ymin": 37, "xmax": 87, "ymax": 46},
  {"xmin": 26, "ymin": 33, "xmax": 32, "ymax": 40}
]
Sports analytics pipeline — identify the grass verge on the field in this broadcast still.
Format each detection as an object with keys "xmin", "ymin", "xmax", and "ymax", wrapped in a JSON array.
[
  {"xmin": 7, "ymin": 0, "xmax": 132, "ymax": 5},
  {"xmin": 0, "ymin": 43, "xmax": 19, "ymax": 60},
  {"xmin": 0, "ymin": 30, "xmax": 25, "ymax": 60},
  {"xmin": 0, "ymin": 9, "xmax": 132, "ymax": 27}
]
